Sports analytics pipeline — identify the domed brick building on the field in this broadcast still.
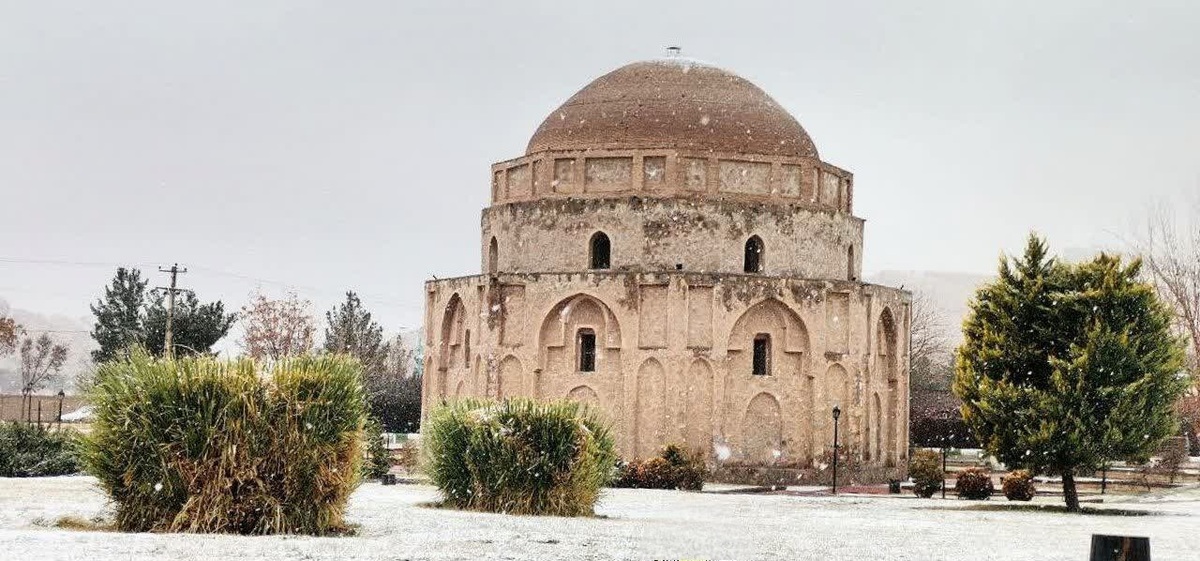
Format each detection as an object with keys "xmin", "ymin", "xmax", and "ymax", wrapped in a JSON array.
[{"xmin": 422, "ymin": 54, "xmax": 911, "ymax": 472}]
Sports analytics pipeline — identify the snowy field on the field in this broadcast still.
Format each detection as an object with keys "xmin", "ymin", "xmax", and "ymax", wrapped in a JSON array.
[{"xmin": 1, "ymin": 477, "xmax": 1197, "ymax": 561}]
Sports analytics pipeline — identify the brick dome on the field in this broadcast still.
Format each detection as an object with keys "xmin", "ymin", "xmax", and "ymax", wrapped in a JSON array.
[{"xmin": 526, "ymin": 57, "xmax": 819, "ymax": 159}]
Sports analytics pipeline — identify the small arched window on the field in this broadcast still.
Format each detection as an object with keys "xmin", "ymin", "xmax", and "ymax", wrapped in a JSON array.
[
  {"xmin": 847, "ymin": 245, "xmax": 856, "ymax": 281},
  {"xmin": 744, "ymin": 236, "xmax": 764, "ymax": 273},
  {"xmin": 577, "ymin": 328, "xmax": 597, "ymax": 372},
  {"xmin": 488, "ymin": 237, "xmax": 499, "ymax": 274},
  {"xmin": 590, "ymin": 232, "xmax": 611, "ymax": 270}
]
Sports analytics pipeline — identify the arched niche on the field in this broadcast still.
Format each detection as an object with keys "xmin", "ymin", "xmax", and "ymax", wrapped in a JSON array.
[
  {"xmin": 497, "ymin": 355, "xmax": 523, "ymax": 399},
  {"xmin": 878, "ymin": 307, "xmax": 899, "ymax": 465},
  {"xmin": 683, "ymin": 359, "xmax": 714, "ymax": 456},
  {"xmin": 488, "ymin": 237, "xmax": 499, "ymax": 274},
  {"xmin": 537, "ymin": 293, "xmax": 622, "ymax": 377},
  {"xmin": 440, "ymin": 294, "xmax": 467, "ymax": 371},
  {"xmin": 634, "ymin": 358, "xmax": 666, "ymax": 459},
  {"xmin": 818, "ymin": 363, "xmax": 850, "ymax": 456},
  {"xmin": 741, "ymin": 392, "xmax": 783, "ymax": 463},
  {"xmin": 726, "ymin": 298, "xmax": 809, "ymax": 378},
  {"xmin": 566, "ymin": 384, "xmax": 600, "ymax": 407}
]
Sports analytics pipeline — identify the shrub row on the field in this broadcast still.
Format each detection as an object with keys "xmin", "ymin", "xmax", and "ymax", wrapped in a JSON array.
[
  {"xmin": 82, "ymin": 352, "xmax": 368, "ymax": 535},
  {"xmin": 423, "ymin": 397, "xmax": 616, "ymax": 516},
  {"xmin": 612, "ymin": 444, "xmax": 707, "ymax": 490},
  {"xmin": 0, "ymin": 422, "xmax": 80, "ymax": 477}
]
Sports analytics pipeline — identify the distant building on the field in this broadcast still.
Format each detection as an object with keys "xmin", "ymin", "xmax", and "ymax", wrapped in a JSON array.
[{"xmin": 422, "ymin": 54, "xmax": 911, "ymax": 469}]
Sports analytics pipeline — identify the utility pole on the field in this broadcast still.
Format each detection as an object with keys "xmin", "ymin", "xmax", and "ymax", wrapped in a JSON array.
[{"xmin": 156, "ymin": 263, "xmax": 189, "ymax": 359}]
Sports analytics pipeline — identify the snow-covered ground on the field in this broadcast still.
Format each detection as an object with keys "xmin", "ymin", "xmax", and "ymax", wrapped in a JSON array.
[{"xmin": 1, "ymin": 477, "xmax": 1197, "ymax": 560}]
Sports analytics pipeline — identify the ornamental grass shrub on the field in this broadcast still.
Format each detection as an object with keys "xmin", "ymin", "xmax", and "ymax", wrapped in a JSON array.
[
  {"xmin": 955, "ymin": 467, "xmax": 995, "ymax": 500},
  {"xmin": 1002, "ymin": 469, "xmax": 1036, "ymax": 501},
  {"xmin": 909, "ymin": 449, "xmax": 944, "ymax": 498},
  {"xmin": 613, "ymin": 444, "xmax": 708, "ymax": 490},
  {"xmin": 81, "ymin": 352, "xmax": 368, "ymax": 535},
  {"xmin": 0, "ymin": 422, "xmax": 80, "ymax": 477},
  {"xmin": 423, "ymin": 397, "xmax": 616, "ymax": 517}
]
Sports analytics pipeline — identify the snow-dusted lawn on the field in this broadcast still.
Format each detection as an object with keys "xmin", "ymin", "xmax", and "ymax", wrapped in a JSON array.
[{"xmin": 1, "ymin": 477, "xmax": 1196, "ymax": 560}]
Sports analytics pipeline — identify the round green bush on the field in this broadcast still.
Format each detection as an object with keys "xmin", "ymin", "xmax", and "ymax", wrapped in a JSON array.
[
  {"xmin": 954, "ymin": 467, "xmax": 995, "ymax": 500},
  {"xmin": 909, "ymin": 449, "xmax": 943, "ymax": 498},
  {"xmin": 81, "ymin": 352, "xmax": 367, "ymax": 534},
  {"xmin": 1002, "ymin": 469, "xmax": 1036, "ymax": 501},
  {"xmin": 423, "ymin": 398, "xmax": 616, "ymax": 516}
]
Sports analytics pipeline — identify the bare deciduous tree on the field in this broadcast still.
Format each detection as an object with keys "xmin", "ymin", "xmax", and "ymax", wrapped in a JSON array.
[
  {"xmin": 1136, "ymin": 201, "xmax": 1200, "ymax": 454},
  {"xmin": 19, "ymin": 333, "xmax": 69, "ymax": 421},
  {"xmin": 238, "ymin": 290, "xmax": 317, "ymax": 361},
  {"xmin": 1137, "ymin": 201, "xmax": 1200, "ymax": 370},
  {"xmin": 910, "ymin": 290, "xmax": 949, "ymax": 368}
]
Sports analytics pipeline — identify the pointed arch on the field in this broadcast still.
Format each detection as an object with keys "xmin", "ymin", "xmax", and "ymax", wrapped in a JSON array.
[
  {"xmin": 440, "ymin": 294, "xmax": 467, "ymax": 370},
  {"xmin": 743, "ymin": 235, "xmax": 764, "ymax": 273},
  {"xmin": 821, "ymin": 363, "xmax": 851, "ymax": 455},
  {"xmin": 742, "ymin": 392, "xmax": 783, "ymax": 463},
  {"xmin": 635, "ymin": 358, "xmax": 666, "ymax": 459},
  {"xmin": 538, "ymin": 293, "xmax": 622, "ymax": 377},
  {"xmin": 487, "ymin": 237, "xmax": 499, "ymax": 274},
  {"xmin": 566, "ymin": 385, "xmax": 600, "ymax": 407},
  {"xmin": 727, "ymin": 298, "xmax": 809, "ymax": 382}
]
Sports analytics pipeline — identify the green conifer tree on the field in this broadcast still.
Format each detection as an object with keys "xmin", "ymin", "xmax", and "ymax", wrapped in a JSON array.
[
  {"xmin": 323, "ymin": 292, "xmax": 387, "ymax": 374},
  {"xmin": 954, "ymin": 234, "xmax": 1189, "ymax": 511},
  {"xmin": 143, "ymin": 291, "xmax": 237, "ymax": 357},
  {"xmin": 89, "ymin": 268, "xmax": 147, "ymax": 363}
]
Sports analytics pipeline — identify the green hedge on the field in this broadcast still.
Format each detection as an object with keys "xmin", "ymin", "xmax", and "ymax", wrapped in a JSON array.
[
  {"xmin": 81, "ymin": 352, "xmax": 367, "ymax": 534},
  {"xmin": 0, "ymin": 422, "xmax": 80, "ymax": 477},
  {"xmin": 423, "ymin": 398, "xmax": 616, "ymax": 516}
]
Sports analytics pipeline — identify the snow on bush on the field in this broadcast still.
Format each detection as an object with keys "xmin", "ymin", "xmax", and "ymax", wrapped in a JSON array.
[
  {"xmin": 954, "ymin": 467, "xmax": 995, "ymax": 500},
  {"xmin": 908, "ymin": 449, "xmax": 943, "ymax": 498},
  {"xmin": 0, "ymin": 422, "xmax": 80, "ymax": 477},
  {"xmin": 422, "ymin": 397, "xmax": 616, "ymax": 516},
  {"xmin": 1001, "ymin": 469, "xmax": 1036, "ymax": 501},
  {"xmin": 81, "ymin": 351, "xmax": 368, "ymax": 534},
  {"xmin": 612, "ymin": 443, "xmax": 707, "ymax": 490}
]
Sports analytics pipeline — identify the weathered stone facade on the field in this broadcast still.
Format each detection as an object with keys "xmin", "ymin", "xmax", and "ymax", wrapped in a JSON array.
[{"xmin": 423, "ymin": 56, "xmax": 911, "ymax": 470}]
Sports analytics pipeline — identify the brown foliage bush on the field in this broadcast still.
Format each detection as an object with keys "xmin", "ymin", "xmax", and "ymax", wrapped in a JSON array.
[
  {"xmin": 1001, "ymin": 469, "xmax": 1036, "ymax": 501},
  {"xmin": 954, "ymin": 467, "xmax": 994, "ymax": 500},
  {"xmin": 613, "ymin": 444, "xmax": 707, "ymax": 490}
]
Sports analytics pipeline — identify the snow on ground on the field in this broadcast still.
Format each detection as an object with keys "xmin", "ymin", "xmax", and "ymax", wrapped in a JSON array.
[{"xmin": 1, "ymin": 477, "xmax": 1197, "ymax": 561}]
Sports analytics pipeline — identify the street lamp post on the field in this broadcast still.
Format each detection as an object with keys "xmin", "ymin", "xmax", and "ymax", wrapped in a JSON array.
[
  {"xmin": 832, "ymin": 405, "xmax": 841, "ymax": 495},
  {"xmin": 57, "ymin": 390, "xmax": 65, "ymax": 431}
]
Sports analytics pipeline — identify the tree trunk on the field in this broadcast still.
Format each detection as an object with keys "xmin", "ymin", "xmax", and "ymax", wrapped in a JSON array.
[{"xmin": 1062, "ymin": 471, "xmax": 1081, "ymax": 513}]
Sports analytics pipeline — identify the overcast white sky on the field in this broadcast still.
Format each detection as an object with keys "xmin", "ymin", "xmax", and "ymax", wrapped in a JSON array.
[{"xmin": 1, "ymin": 0, "xmax": 1197, "ymax": 339}]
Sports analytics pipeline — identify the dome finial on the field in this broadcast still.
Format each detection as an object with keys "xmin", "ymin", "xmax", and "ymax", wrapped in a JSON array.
[{"xmin": 665, "ymin": 46, "xmax": 682, "ymax": 57}]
